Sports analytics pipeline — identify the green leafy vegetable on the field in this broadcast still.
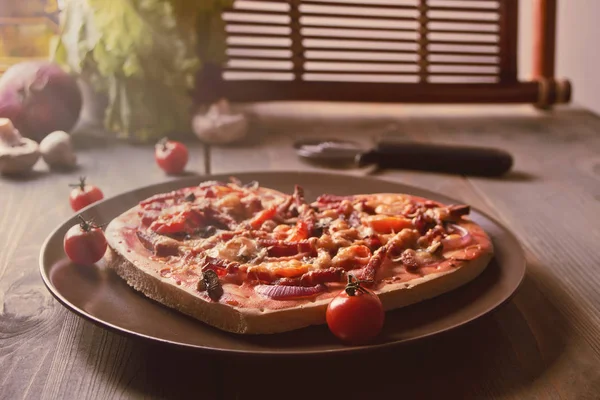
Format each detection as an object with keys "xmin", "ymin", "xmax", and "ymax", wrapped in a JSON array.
[{"xmin": 52, "ymin": 0, "xmax": 232, "ymax": 142}]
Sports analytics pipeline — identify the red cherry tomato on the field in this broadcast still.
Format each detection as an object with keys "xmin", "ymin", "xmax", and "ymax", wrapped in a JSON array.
[
  {"xmin": 326, "ymin": 275, "xmax": 385, "ymax": 345},
  {"xmin": 69, "ymin": 176, "xmax": 104, "ymax": 211},
  {"xmin": 155, "ymin": 138, "xmax": 188, "ymax": 175},
  {"xmin": 63, "ymin": 216, "xmax": 108, "ymax": 265}
]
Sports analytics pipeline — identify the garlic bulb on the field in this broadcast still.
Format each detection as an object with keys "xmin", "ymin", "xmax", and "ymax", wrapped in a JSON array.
[{"xmin": 192, "ymin": 99, "xmax": 248, "ymax": 145}]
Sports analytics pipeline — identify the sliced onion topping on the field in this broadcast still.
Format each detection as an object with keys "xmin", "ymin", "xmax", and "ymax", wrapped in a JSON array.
[{"xmin": 441, "ymin": 224, "xmax": 473, "ymax": 250}]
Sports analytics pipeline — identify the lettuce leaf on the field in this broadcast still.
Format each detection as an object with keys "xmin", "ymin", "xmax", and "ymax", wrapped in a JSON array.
[{"xmin": 52, "ymin": 0, "xmax": 232, "ymax": 142}]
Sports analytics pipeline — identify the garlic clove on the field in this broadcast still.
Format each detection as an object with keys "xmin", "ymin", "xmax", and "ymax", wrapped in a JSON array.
[
  {"xmin": 192, "ymin": 99, "xmax": 249, "ymax": 145},
  {"xmin": 39, "ymin": 130, "xmax": 77, "ymax": 169}
]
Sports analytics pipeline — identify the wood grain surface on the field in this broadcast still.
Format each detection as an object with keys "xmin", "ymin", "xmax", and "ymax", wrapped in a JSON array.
[{"xmin": 1, "ymin": 104, "xmax": 599, "ymax": 399}]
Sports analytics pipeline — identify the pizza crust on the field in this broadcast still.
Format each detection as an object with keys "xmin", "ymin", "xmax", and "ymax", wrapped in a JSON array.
[{"xmin": 104, "ymin": 188, "xmax": 494, "ymax": 335}]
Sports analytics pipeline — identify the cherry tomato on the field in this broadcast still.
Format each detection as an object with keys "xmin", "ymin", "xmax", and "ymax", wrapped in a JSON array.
[
  {"xmin": 326, "ymin": 275, "xmax": 385, "ymax": 345},
  {"xmin": 155, "ymin": 138, "xmax": 188, "ymax": 175},
  {"xmin": 63, "ymin": 216, "xmax": 108, "ymax": 265},
  {"xmin": 69, "ymin": 176, "xmax": 104, "ymax": 211}
]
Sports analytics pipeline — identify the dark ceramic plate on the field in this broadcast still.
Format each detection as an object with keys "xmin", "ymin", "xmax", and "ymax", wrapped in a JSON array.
[{"xmin": 40, "ymin": 171, "xmax": 525, "ymax": 357}]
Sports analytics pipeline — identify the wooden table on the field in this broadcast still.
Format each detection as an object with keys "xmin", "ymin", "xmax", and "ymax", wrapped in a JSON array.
[{"xmin": 2, "ymin": 104, "xmax": 600, "ymax": 399}]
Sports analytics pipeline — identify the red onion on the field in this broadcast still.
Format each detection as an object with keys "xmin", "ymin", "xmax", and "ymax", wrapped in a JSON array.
[
  {"xmin": 442, "ymin": 224, "xmax": 473, "ymax": 250},
  {"xmin": 0, "ymin": 61, "xmax": 82, "ymax": 142},
  {"xmin": 254, "ymin": 284, "xmax": 326, "ymax": 300}
]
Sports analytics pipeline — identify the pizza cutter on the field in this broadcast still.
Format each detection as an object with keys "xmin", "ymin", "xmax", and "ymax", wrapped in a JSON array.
[{"xmin": 293, "ymin": 138, "xmax": 513, "ymax": 177}]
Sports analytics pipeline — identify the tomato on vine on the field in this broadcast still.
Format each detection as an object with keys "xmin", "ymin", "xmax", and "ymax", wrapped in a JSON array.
[
  {"xmin": 155, "ymin": 137, "xmax": 188, "ymax": 175},
  {"xmin": 326, "ymin": 274, "xmax": 385, "ymax": 345},
  {"xmin": 63, "ymin": 215, "xmax": 107, "ymax": 266},
  {"xmin": 69, "ymin": 176, "xmax": 104, "ymax": 211}
]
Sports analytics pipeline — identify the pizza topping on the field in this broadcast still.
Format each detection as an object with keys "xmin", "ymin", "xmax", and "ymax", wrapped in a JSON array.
[
  {"xmin": 448, "ymin": 204, "xmax": 471, "ymax": 219},
  {"xmin": 129, "ymin": 181, "xmax": 488, "ymax": 308},
  {"xmin": 388, "ymin": 228, "xmax": 420, "ymax": 253},
  {"xmin": 361, "ymin": 243, "xmax": 390, "ymax": 282},
  {"xmin": 331, "ymin": 245, "xmax": 371, "ymax": 271},
  {"xmin": 247, "ymin": 260, "xmax": 310, "ymax": 279},
  {"xmin": 184, "ymin": 192, "xmax": 196, "ymax": 202},
  {"xmin": 312, "ymin": 248, "xmax": 332, "ymax": 269},
  {"xmin": 314, "ymin": 194, "xmax": 354, "ymax": 206},
  {"xmin": 200, "ymin": 255, "xmax": 240, "ymax": 275},
  {"xmin": 286, "ymin": 218, "xmax": 311, "ymax": 241},
  {"xmin": 194, "ymin": 225, "xmax": 218, "ymax": 239},
  {"xmin": 215, "ymin": 193, "xmax": 244, "ymax": 218},
  {"xmin": 197, "ymin": 269, "xmax": 223, "ymax": 301},
  {"xmin": 135, "ymin": 231, "xmax": 180, "ymax": 257},
  {"xmin": 257, "ymin": 238, "xmax": 316, "ymax": 257},
  {"xmin": 363, "ymin": 215, "xmax": 413, "ymax": 234},
  {"xmin": 396, "ymin": 249, "xmax": 419, "ymax": 270},
  {"xmin": 149, "ymin": 207, "xmax": 204, "ymax": 235},
  {"xmin": 362, "ymin": 234, "xmax": 383, "ymax": 251},
  {"xmin": 248, "ymin": 206, "xmax": 277, "ymax": 230},
  {"xmin": 417, "ymin": 224, "xmax": 446, "ymax": 247},
  {"xmin": 426, "ymin": 240, "xmax": 443, "ymax": 254},
  {"xmin": 211, "ymin": 236, "xmax": 258, "ymax": 262},
  {"xmin": 139, "ymin": 189, "xmax": 187, "ymax": 207},
  {"xmin": 254, "ymin": 283, "xmax": 326, "ymax": 300},
  {"xmin": 441, "ymin": 224, "xmax": 473, "ymax": 250},
  {"xmin": 280, "ymin": 267, "xmax": 345, "ymax": 287}
]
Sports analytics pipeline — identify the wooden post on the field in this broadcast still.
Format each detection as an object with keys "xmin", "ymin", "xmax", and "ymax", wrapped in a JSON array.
[
  {"xmin": 532, "ymin": 0, "xmax": 557, "ymax": 108},
  {"xmin": 418, "ymin": 0, "xmax": 429, "ymax": 83},
  {"xmin": 290, "ymin": 0, "xmax": 303, "ymax": 81},
  {"xmin": 499, "ymin": 0, "xmax": 519, "ymax": 83},
  {"xmin": 532, "ymin": 0, "xmax": 557, "ymax": 79}
]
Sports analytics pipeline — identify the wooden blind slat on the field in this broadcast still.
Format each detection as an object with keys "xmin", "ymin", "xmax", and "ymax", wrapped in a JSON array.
[
  {"xmin": 428, "ymin": 71, "xmax": 498, "ymax": 77},
  {"xmin": 427, "ymin": 6, "xmax": 499, "ymax": 13},
  {"xmin": 224, "ymin": 21, "xmax": 291, "ymax": 28},
  {"xmin": 300, "ymin": 13, "xmax": 417, "ymax": 23},
  {"xmin": 429, "ymin": 50, "xmax": 499, "ymax": 56},
  {"xmin": 303, "ymin": 58, "xmax": 418, "ymax": 65},
  {"xmin": 427, "ymin": 17, "xmax": 498, "ymax": 25},
  {"xmin": 225, "ymin": 9, "xmax": 290, "ymax": 17},
  {"xmin": 226, "ymin": 66, "xmax": 295, "ymax": 73},
  {"xmin": 227, "ymin": 44, "xmax": 293, "ymax": 51},
  {"xmin": 429, "ymin": 60, "xmax": 499, "ymax": 66},
  {"xmin": 428, "ymin": 28, "xmax": 498, "ymax": 36},
  {"xmin": 300, "ymin": 1, "xmax": 418, "ymax": 11},
  {"xmin": 224, "ymin": 31, "xmax": 290, "ymax": 38},
  {"xmin": 300, "ymin": 23, "xmax": 416, "ymax": 32},
  {"xmin": 299, "ymin": 58, "xmax": 498, "ymax": 67},
  {"xmin": 302, "ymin": 35, "xmax": 417, "ymax": 44},
  {"xmin": 300, "ymin": 45, "xmax": 417, "ymax": 53},
  {"xmin": 429, "ymin": 40, "xmax": 498, "ymax": 46},
  {"xmin": 304, "ymin": 70, "xmax": 421, "ymax": 76}
]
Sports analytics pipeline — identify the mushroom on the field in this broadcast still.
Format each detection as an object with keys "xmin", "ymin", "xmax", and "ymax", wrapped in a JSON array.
[
  {"xmin": 0, "ymin": 118, "xmax": 41, "ymax": 175},
  {"xmin": 192, "ymin": 99, "xmax": 248, "ymax": 145},
  {"xmin": 39, "ymin": 130, "xmax": 77, "ymax": 169}
]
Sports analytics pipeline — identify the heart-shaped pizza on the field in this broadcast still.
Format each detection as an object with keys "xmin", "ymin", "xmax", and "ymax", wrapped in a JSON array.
[{"xmin": 104, "ymin": 178, "xmax": 493, "ymax": 334}]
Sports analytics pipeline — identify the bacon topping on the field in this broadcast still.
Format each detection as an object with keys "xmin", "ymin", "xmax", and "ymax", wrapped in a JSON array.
[
  {"xmin": 361, "ymin": 244, "xmax": 389, "ymax": 282},
  {"xmin": 135, "ymin": 231, "xmax": 179, "ymax": 257},
  {"xmin": 257, "ymin": 238, "xmax": 316, "ymax": 257},
  {"xmin": 279, "ymin": 267, "xmax": 345, "ymax": 287}
]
